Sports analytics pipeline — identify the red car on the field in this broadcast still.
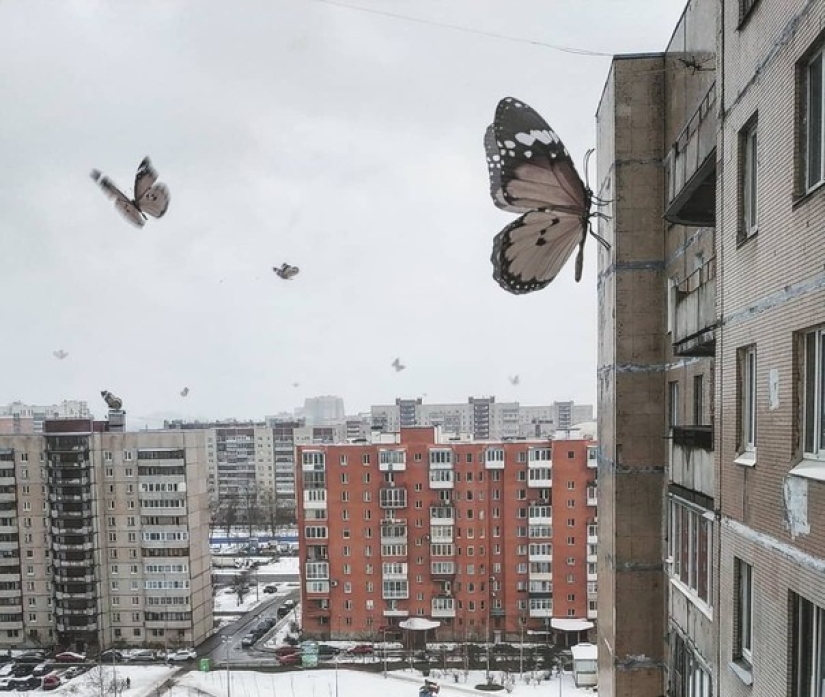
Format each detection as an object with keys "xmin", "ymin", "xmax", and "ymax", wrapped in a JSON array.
[
  {"xmin": 53, "ymin": 652, "xmax": 86, "ymax": 663},
  {"xmin": 349, "ymin": 644, "xmax": 374, "ymax": 655},
  {"xmin": 273, "ymin": 646, "xmax": 300, "ymax": 658},
  {"xmin": 277, "ymin": 652, "xmax": 302, "ymax": 665}
]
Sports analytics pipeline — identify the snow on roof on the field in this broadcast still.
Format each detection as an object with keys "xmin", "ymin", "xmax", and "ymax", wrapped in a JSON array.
[
  {"xmin": 551, "ymin": 618, "xmax": 595, "ymax": 632},
  {"xmin": 399, "ymin": 617, "xmax": 441, "ymax": 630},
  {"xmin": 571, "ymin": 642, "xmax": 598, "ymax": 661}
]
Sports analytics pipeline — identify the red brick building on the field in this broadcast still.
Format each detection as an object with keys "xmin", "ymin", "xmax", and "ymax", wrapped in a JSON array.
[{"xmin": 296, "ymin": 427, "xmax": 597, "ymax": 644}]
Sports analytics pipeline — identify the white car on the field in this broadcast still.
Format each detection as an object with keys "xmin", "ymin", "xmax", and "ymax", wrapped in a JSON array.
[{"xmin": 167, "ymin": 648, "xmax": 197, "ymax": 662}]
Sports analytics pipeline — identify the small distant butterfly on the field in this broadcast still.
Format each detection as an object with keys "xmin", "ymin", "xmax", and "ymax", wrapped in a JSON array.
[
  {"xmin": 392, "ymin": 358, "xmax": 406, "ymax": 372},
  {"xmin": 53, "ymin": 350, "xmax": 69, "ymax": 360},
  {"xmin": 274, "ymin": 263, "xmax": 300, "ymax": 280},
  {"xmin": 100, "ymin": 390, "xmax": 123, "ymax": 410},
  {"xmin": 180, "ymin": 387, "xmax": 190, "ymax": 398},
  {"xmin": 509, "ymin": 375, "xmax": 520, "ymax": 386},
  {"xmin": 90, "ymin": 157, "xmax": 170, "ymax": 228},
  {"xmin": 484, "ymin": 97, "xmax": 610, "ymax": 294}
]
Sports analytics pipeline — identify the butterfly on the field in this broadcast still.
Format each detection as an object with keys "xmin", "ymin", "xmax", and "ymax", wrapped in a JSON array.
[
  {"xmin": 180, "ymin": 387, "xmax": 190, "ymax": 397},
  {"xmin": 90, "ymin": 157, "xmax": 170, "ymax": 228},
  {"xmin": 52, "ymin": 350, "xmax": 69, "ymax": 360},
  {"xmin": 392, "ymin": 357, "xmax": 406, "ymax": 372},
  {"xmin": 100, "ymin": 390, "xmax": 123, "ymax": 410},
  {"xmin": 274, "ymin": 263, "xmax": 300, "ymax": 280},
  {"xmin": 509, "ymin": 375, "xmax": 520, "ymax": 386},
  {"xmin": 484, "ymin": 97, "xmax": 610, "ymax": 294}
]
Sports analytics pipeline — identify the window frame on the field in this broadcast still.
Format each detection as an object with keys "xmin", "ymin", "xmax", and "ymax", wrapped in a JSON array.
[
  {"xmin": 802, "ymin": 327, "xmax": 825, "ymax": 458},
  {"xmin": 805, "ymin": 48, "xmax": 825, "ymax": 192},
  {"xmin": 741, "ymin": 116, "xmax": 759, "ymax": 240},
  {"xmin": 735, "ymin": 558, "xmax": 753, "ymax": 665},
  {"xmin": 791, "ymin": 592, "xmax": 825, "ymax": 697},
  {"xmin": 739, "ymin": 346, "xmax": 757, "ymax": 453}
]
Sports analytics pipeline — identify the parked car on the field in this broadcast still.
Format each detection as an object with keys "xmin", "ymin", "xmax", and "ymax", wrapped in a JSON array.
[
  {"xmin": 15, "ymin": 653, "xmax": 45, "ymax": 665},
  {"xmin": 11, "ymin": 664, "xmax": 35, "ymax": 678},
  {"xmin": 99, "ymin": 650, "xmax": 125, "ymax": 663},
  {"xmin": 349, "ymin": 644, "xmax": 374, "ymax": 655},
  {"xmin": 9, "ymin": 675, "xmax": 41, "ymax": 691},
  {"xmin": 31, "ymin": 663, "xmax": 51, "ymax": 677},
  {"xmin": 273, "ymin": 645, "xmax": 300, "ymax": 658},
  {"xmin": 317, "ymin": 645, "xmax": 341, "ymax": 658},
  {"xmin": 0, "ymin": 665, "xmax": 13, "ymax": 678},
  {"xmin": 167, "ymin": 648, "xmax": 197, "ymax": 662},
  {"xmin": 0, "ymin": 678, "xmax": 14, "ymax": 691},
  {"xmin": 42, "ymin": 674, "xmax": 61, "ymax": 691},
  {"xmin": 128, "ymin": 649, "xmax": 155, "ymax": 662},
  {"xmin": 276, "ymin": 652, "xmax": 301, "ymax": 666},
  {"xmin": 240, "ymin": 635, "xmax": 256, "ymax": 649},
  {"xmin": 262, "ymin": 584, "xmax": 278, "ymax": 594},
  {"xmin": 258, "ymin": 617, "xmax": 276, "ymax": 630},
  {"xmin": 53, "ymin": 652, "xmax": 85, "ymax": 663}
]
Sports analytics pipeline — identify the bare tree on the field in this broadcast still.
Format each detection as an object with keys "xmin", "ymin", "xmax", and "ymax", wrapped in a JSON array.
[
  {"xmin": 221, "ymin": 495, "xmax": 239, "ymax": 538},
  {"xmin": 231, "ymin": 571, "xmax": 250, "ymax": 606},
  {"xmin": 83, "ymin": 666, "xmax": 125, "ymax": 697}
]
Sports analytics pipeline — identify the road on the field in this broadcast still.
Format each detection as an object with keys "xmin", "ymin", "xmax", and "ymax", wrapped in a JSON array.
[{"xmin": 200, "ymin": 588, "xmax": 301, "ymax": 667}]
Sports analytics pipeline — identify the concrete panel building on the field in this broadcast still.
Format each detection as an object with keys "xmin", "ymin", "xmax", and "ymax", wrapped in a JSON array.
[{"xmin": 0, "ymin": 416, "xmax": 212, "ymax": 654}]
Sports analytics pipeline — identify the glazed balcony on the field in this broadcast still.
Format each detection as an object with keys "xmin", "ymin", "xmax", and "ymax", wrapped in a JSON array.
[
  {"xmin": 664, "ymin": 82, "xmax": 717, "ymax": 227},
  {"xmin": 670, "ymin": 426, "xmax": 714, "ymax": 494},
  {"xmin": 673, "ymin": 258, "xmax": 716, "ymax": 357}
]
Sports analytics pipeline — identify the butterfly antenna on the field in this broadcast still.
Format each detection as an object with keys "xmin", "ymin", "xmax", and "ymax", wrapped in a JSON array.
[{"xmin": 583, "ymin": 149, "xmax": 596, "ymax": 192}]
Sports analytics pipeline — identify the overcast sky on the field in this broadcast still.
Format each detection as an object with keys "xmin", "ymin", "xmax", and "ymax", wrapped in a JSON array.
[{"xmin": 0, "ymin": 0, "xmax": 685, "ymax": 426}]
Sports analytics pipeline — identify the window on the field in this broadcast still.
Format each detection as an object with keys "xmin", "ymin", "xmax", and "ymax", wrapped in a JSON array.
[
  {"xmin": 739, "ymin": 346, "xmax": 757, "ymax": 452},
  {"xmin": 791, "ymin": 593, "xmax": 825, "ymax": 697},
  {"xmin": 736, "ymin": 558, "xmax": 753, "ymax": 664},
  {"xmin": 668, "ymin": 496, "xmax": 712, "ymax": 607},
  {"xmin": 741, "ymin": 117, "xmax": 758, "ymax": 238},
  {"xmin": 670, "ymin": 631, "xmax": 712, "ymax": 697},
  {"xmin": 803, "ymin": 327, "xmax": 825, "ymax": 457},
  {"xmin": 805, "ymin": 48, "xmax": 825, "ymax": 190},
  {"xmin": 693, "ymin": 374, "xmax": 704, "ymax": 424},
  {"xmin": 668, "ymin": 381, "xmax": 680, "ymax": 429}
]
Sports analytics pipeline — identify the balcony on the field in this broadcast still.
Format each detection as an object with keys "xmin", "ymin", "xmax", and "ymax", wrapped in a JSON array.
[
  {"xmin": 379, "ymin": 487, "xmax": 408, "ymax": 509},
  {"xmin": 430, "ymin": 561, "xmax": 457, "ymax": 577},
  {"xmin": 304, "ymin": 580, "xmax": 330, "ymax": 595},
  {"xmin": 432, "ymin": 598, "xmax": 456, "ymax": 618},
  {"xmin": 382, "ymin": 606, "xmax": 409, "ymax": 617},
  {"xmin": 484, "ymin": 449, "xmax": 505, "ymax": 470},
  {"xmin": 528, "ymin": 607, "xmax": 553, "ymax": 619},
  {"xmin": 586, "ymin": 488, "xmax": 598, "ymax": 507},
  {"xmin": 379, "ymin": 450, "xmax": 406, "ymax": 473},
  {"xmin": 587, "ymin": 447, "xmax": 598, "ymax": 469},
  {"xmin": 587, "ymin": 571, "xmax": 597, "ymax": 582},
  {"xmin": 303, "ymin": 490, "xmax": 327, "ymax": 510},
  {"xmin": 664, "ymin": 82, "xmax": 717, "ymax": 226},
  {"xmin": 673, "ymin": 258, "xmax": 716, "ymax": 357},
  {"xmin": 528, "ymin": 468, "xmax": 552, "ymax": 488},
  {"xmin": 587, "ymin": 608, "xmax": 598, "ymax": 620},
  {"xmin": 670, "ymin": 426, "xmax": 714, "ymax": 495}
]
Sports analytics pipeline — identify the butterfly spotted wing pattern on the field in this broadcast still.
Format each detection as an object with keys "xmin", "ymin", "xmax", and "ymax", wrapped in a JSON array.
[
  {"xmin": 134, "ymin": 157, "xmax": 170, "ymax": 219},
  {"xmin": 485, "ymin": 97, "xmax": 592, "ymax": 294}
]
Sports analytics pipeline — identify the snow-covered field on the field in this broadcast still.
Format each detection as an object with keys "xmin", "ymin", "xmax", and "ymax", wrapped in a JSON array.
[
  {"xmin": 213, "ymin": 557, "xmax": 300, "ymax": 614},
  {"xmin": 174, "ymin": 666, "xmax": 597, "ymax": 697}
]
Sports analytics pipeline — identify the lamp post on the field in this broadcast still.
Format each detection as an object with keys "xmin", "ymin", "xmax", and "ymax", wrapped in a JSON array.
[
  {"xmin": 382, "ymin": 626, "xmax": 388, "ymax": 678},
  {"xmin": 222, "ymin": 636, "xmax": 231, "ymax": 697},
  {"xmin": 519, "ymin": 615, "xmax": 525, "ymax": 680}
]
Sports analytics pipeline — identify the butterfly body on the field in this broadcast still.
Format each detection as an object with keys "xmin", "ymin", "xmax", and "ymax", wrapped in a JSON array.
[
  {"xmin": 53, "ymin": 350, "xmax": 68, "ymax": 360},
  {"xmin": 91, "ymin": 157, "xmax": 170, "ymax": 228},
  {"xmin": 485, "ymin": 98, "xmax": 607, "ymax": 294},
  {"xmin": 392, "ymin": 357, "xmax": 406, "ymax": 372}
]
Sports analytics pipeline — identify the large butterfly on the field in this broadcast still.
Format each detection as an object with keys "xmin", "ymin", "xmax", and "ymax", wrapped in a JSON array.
[
  {"xmin": 90, "ymin": 157, "xmax": 170, "ymax": 228},
  {"xmin": 484, "ymin": 97, "xmax": 609, "ymax": 294}
]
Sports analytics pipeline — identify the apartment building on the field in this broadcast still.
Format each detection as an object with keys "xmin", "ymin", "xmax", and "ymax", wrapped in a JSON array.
[
  {"xmin": 0, "ymin": 416, "xmax": 212, "ymax": 654},
  {"xmin": 295, "ymin": 427, "xmax": 598, "ymax": 644},
  {"xmin": 0, "ymin": 401, "xmax": 91, "ymax": 435},
  {"xmin": 595, "ymin": 1, "xmax": 825, "ymax": 695},
  {"xmin": 370, "ymin": 399, "xmax": 594, "ymax": 440}
]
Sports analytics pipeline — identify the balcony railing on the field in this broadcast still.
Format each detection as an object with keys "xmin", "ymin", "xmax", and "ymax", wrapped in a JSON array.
[
  {"xmin": 664, "ymin": 81, "xmax": 717, "ymax": 226},
  {"xmin": 673, "ymin": 258, "xmax": 716, "ymax": 357},
  {"xmin": 672, "ymin": 425, "xmax": 714, "ymax": 451}
]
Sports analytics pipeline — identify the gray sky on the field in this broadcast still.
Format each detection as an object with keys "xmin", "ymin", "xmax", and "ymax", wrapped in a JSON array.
[{"xmin": 0, "ymin": 0, "xmax": 684, "ymax": 425}]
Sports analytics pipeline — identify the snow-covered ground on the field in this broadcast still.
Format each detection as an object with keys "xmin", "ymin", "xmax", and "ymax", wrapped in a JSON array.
[
  {"xmin": 175, "ymin": 666, "xmax": 597, "ymax": 697},
  {"xmin": 213, "ymin": 557, "xmax": 301, "ymax": 614}
]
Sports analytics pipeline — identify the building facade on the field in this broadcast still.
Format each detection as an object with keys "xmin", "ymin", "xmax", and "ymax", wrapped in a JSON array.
[
  {"xmin": 596, "ymin": 1, "xmax": 825, "ymax": 695},
  {"xmin": 370, "ymin": 399, "xmax": 594, "ymax": 441},
  {"xmin": 0, "ymin": 401, "xmax": 91, "ymax": 435},
  {"xmin": 0, "ymin": 417, "xmax": 212, "ymax": 654},
  {"xmin": 295, "ymin": 427, "xmax": 598, "ymax": 644}
]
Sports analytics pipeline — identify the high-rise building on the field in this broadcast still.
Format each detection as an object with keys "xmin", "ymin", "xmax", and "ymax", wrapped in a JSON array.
[
  {"xmin": 370, "ymin": 399, "xmax": 593, "ymax": 440},
  {"xmin": 0, "ymin": 401, "xmax": 91, "ymax": 434},
  {"xmin": 0, "ymin": 417, "xmax": 212, "ymax": 654},
  {"xmin": 596, "ymin": 1, "xmax": 825, "ymax": 695},
  {"xmin": 302, "ymin": 396, "xmax": 346, "ymax": 427},
  {"xmin": 295, "ymin": 427, "xmax": 598, "ymax": 644}
]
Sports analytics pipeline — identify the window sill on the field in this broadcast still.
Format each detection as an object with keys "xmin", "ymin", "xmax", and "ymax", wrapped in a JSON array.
[
  {"xmin": 729, "ymin": 660, "xmax": 753, "ymax": 686},
  {"xmin": 792, "ymin": 179, "xmax": 825, "ymax": 210},
  {"xmin": 734, "ymin": 451, "xmax": 756, "ymax": 467},
  {"xmin": 788, "ymin": 458, "xmax": 825, "ymax": 482}
]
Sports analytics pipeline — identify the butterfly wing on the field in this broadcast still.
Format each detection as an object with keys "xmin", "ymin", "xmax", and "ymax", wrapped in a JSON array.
[
  {"xmin": 487, "ymin": 98, "xmax": 590, "ymax": 215},
  {"xmin": 134, "ymin": 158, "xmax": 170, "ymax": 218},
  {"xmin": 91, "ymin": 170, "xmax": 145, "ymax": 227},
  {"xmin": 492, "ymin": 210, "xmax": 586, "ymax": 294}
]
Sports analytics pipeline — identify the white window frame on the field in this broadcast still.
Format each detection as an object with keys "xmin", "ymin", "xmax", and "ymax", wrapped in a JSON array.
[
  {"xmin": 792, "ymin": 593, "xmax": 825, "ymax": 697},
  {"xmin": 736, "ymin": 558, "xmax": 753, "ymax": 664},
  {"xmin": 742, "ymin": 118, "xmax": 758, "ymax": 237},
  {"xmin": 741, "ymin": 346, "xmax": 757, "ymax": 453},
  {"xmin": 803, "ymin": 327, "xmax": 825, "ymax": 458},
  {"xmin": 806, "ymin": 48, "xmax": 825, "ymax": 191}
]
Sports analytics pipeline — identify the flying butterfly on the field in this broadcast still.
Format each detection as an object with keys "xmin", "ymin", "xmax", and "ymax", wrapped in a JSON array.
[
  {"xmin": 391, "ymin": 357, "xmax": 406, "ymax": 373},
  {"xmin": 484, "ymin": 97, "xmax": 610, "ymax": 294},
  {"xmin": 52, "ymin": 350, "xmax": 69, "ymax": 360},
  {"xmin": 509, "ymin": 375, "xmax": 520, "ymax": 386},
  {"xmin": 180, "ymin": 387, "xmax": 190, "ymax": 398},
  {"xmin": 90, "ymin": 157, "xmax": 170, "ymax": 228},
  {"xmin": 274, "ymin": 263, "xmax": 300, "ymax": 280}
]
